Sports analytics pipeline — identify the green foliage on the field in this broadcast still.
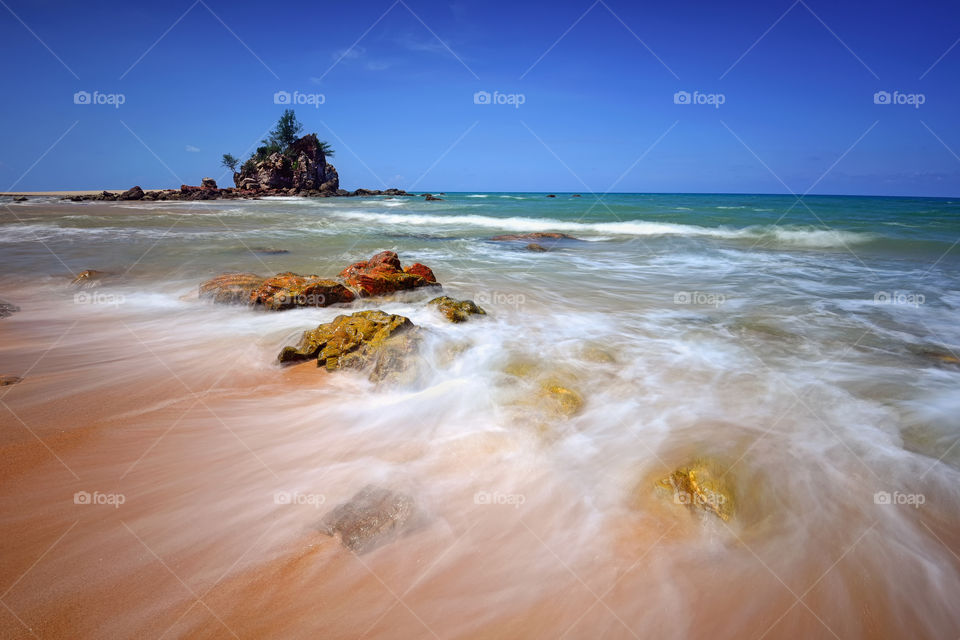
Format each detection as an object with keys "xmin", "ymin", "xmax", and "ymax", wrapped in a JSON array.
[
  {"xmin": 237, "ymin": 110, "xmax": 336, "ymax": 172},
  {"xmin": 221, "ymin": 153, "xmax": 239, "ymax": 172},
  {"xmin": 265, "ymin": 109, "xmax": 303, "ymax": 151}
]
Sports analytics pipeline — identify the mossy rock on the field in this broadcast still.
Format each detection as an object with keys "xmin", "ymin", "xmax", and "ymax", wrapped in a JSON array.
[
  {"xmin": 427, "ymin": 296, "xmax": 486, "ymax": 323},
  {"xmin": 540, "ymin": 380, "xmax": 584, "ymax": 418},
  {"xmin": 655, "ymin": 459, "xmax": 735, "ymax": 522},
  {"xmin": 278, "ymin": 310, "xmax": 422, "ymax": 385}
]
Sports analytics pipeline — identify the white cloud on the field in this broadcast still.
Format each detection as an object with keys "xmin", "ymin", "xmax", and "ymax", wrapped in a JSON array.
[{"xmin": 185, "ymin": 145, "xmax": 200, "ymax": 153}]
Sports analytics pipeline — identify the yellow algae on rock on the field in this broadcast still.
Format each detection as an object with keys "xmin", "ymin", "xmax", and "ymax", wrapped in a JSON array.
[{"xmin": 655, "ymin": 460, "xmax": 735, "ymax": 522}]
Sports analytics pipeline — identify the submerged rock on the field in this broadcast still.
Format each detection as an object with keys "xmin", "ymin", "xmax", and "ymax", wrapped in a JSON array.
[
  {"xmin": 428, "ymin": 296, "xmax": 486, "ymax": 323},
  {"xmin": 0, "ymin": 375, "xmax": 22, "ymax": 386},
  {"xmin": 278, "ymin": 310, "xmax": 420, "ymax": 383},
  {"xmin": 251, "ymin": 273, "xmax": 355, "ymax": 310},
  {"xmin": 525, "ymin": 243, "xmax": 548, "ymax": 252},
  {"xmin": 540, "ymin": 380, "xmax": 584, "ymax": 418},
  {"xmin": 198, "ymin": 273, "xmax": 266, "ymax": 304},
  {"xmin": 69, "ymin": 270, "xmax": 110, "ymax": 289},
  {"xmin": 489, "ymin": 232, "xmax": 579, "ymax": 242},
  {"xmin": 910, "ymin": 345, "xmax": 960, "ymax": 367},
  {"xmin": 319, "ymin": 485, "xmax": 416, "ymax": 553},
  {"xmin": 339, "ymin": 250, "xmax": 439, "ymax": 297},
  {"xmin": 250, "ymin": 247, "xmax": 290, "ymax": 255},
  {"xmin": 655, "ymin": 460, "xmax": 735, "ymax": 522},
  {"xmin": 0, "ymin": 300, "xmax": 19, "ymax": 319}
]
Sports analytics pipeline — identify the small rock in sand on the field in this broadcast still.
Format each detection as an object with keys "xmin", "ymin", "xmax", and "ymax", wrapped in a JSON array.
[{"xmin": 319, "ymin": 485, "xmax": 416, "ymax": 553}]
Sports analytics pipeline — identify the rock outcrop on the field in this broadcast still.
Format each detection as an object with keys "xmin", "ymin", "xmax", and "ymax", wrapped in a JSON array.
[
  {"xmin": 278, "ymin": 310, "xmax": 422, "ymax": 384},
  {"xmin": 118, "ymin": 186, "xmax": 144, "ymax": 201},
  {"xmin": 233, "ymin": 134, "xmax": 338, "ymax": 194},
  {"xmin": 319, "ymin": 485, "xmax": 416, "ymax": 553},
  {"xmin": 198, "ymin": 252, "xmax": 440, "ymax": 311},
  {"xmin": 250, "ymin": 273, "xmax": 355, "ymax": 310},
  {"xmin": 428, "ymin": 296, "xmax": 486, "ymax": 323},
  {"xmin": 338, "ymin": 251, "xmax": 439, "ymax": 297}
]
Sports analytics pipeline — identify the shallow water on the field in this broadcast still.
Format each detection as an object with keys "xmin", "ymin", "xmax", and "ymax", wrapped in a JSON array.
[{"xmin": 1, "ymin": 193, "xmax": 959, "ymax": 638}]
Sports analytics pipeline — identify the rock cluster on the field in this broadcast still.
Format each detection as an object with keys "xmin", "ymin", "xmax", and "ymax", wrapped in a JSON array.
[
  {"xmin": 198, "ymin": 251, "xmax": 439, "ymax": 310},
  {"xmin": 338, "ymin": 250, "xmax": 438, "ymax": 297}
]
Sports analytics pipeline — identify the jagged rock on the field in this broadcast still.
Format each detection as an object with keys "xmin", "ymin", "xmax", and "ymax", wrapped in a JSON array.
[
  {"xmin": 428, "ymin": 296, "xmax": 486, "ymax": 323},
  {"xmin": 526, "ymin": 243, "xmax": 548, "ymax": 252},
  {"xmin": 198, "ymin": 273, "xmax": 266, "ymax": 304},
  {"xmin": 490, "ymin": 232, "xmax": 578, "ymax": 242},
  {"xmin": 118, "ymin": 186, "xmax": 144, "ymax": 201},
  {"xmin": 70, "ymin": 270, "xmax": 110, "ymax": 289},
  {"xmin": 655, "ymin": 460, "xmax": 735, "ymax": 522},
  {"xmin": 339, "ymin": 251, "xmax": 440, "ymax": 297},
  {"xmin": 250, "ymin": 273, "xmax": 355, "ymax": 310},
  {"xmin": 0, "ymin": 375, "xmax": 22, "ymax": 386},
  {"xmin": 278, "ymin": 310, "xmax": 414, "ymax": 368},
  {"xmin": 0, "ymin": 300, "xmax": 19, "ymax": 318},
  {"xmin": 319, "ymin": 485, "xmax": 416, "ymax": 553},
  {"xmin": 425, "ymin": 195, "xmax": 443, "ymax": 201},
  {"xmin": 201, "ymin": 177, "xmax": 217, "ymax": 189},
  {"xmin": 234, "ymin": 133, "xmax": 339, "ymax": 193}
]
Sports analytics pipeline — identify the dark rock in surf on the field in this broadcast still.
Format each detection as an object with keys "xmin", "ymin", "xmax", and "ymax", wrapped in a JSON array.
[
  {"xmin": 0, "ymin": 300, "xmax": 19, "ymax": 318},
  {"xmin": 319, "ymin": 485, "xmax": 416, "ymax": 553},
  {"xmin": 489, "ymin": 232, "xmax": 579, "ymax": 242},
  {"xmin": 118, "ymin": 186, "xmax": 144, "ymax": 201}
]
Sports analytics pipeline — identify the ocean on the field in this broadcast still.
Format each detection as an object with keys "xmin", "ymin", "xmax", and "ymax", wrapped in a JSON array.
[{"xmin": 1, "ymin": 192, "xmax": 959, "ymax": 638}]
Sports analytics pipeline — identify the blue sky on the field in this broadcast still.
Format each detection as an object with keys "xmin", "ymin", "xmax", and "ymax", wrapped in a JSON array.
[{"xmin": 1, "ymin": 0, "xmax": 958, "ymax": 195}]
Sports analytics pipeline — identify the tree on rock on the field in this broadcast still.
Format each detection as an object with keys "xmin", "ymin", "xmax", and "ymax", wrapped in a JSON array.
[
  {"xmin": 221, "ymin": 153, "xmax": 239, "ymax": 172},
  {"xmin": 266, "ymin": 109, "xmax": 303, "ymax": 151}
]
